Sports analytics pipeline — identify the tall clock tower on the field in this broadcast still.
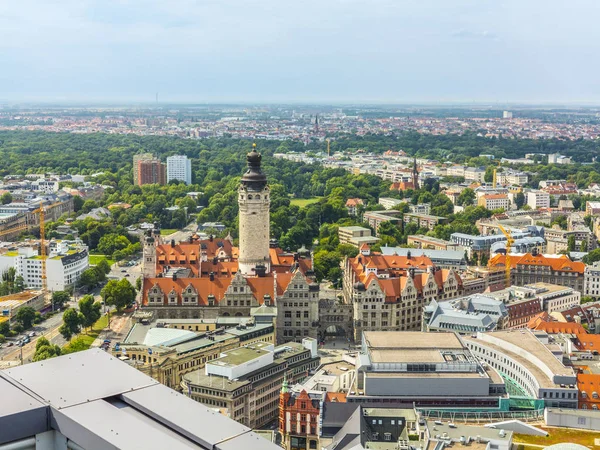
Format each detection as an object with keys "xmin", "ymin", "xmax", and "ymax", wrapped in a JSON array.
[{"xmin": 238, "ymin": 144, "xmax": 270, "ymax": 275}]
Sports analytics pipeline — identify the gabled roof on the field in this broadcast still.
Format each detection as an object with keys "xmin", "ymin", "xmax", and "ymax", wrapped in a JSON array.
[{"xmin": 488, "ymin": 253, "xmax": 585, "ymax": 274}]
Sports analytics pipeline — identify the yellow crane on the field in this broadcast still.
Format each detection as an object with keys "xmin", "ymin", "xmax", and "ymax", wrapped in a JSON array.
[
  {"xmin": 497, "ymin": 224, "xmax": 514, "ymax": 288},
  {"xmin": 492, "ymin": 160, "xmax": 502, "ymax": 189},
  {"xmin": 38, "ymin": 202, "xmax": 48, "ymax": 302}
]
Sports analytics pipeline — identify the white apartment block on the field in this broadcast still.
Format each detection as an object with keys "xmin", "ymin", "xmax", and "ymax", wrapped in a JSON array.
[
  {"xmin": 464, "ymin": 167, "xmax": 486, "ymax": 182},
  {"xmin": 378, "ymin": 197, "xmax": 403, "ymax": 210},
  {"xmin": 585, "ymin": 263, "xmax": 600, "ymax": 299},
  {"xmin": 498, "ymin": 172, "xmax": 529, "ymax": 186},
  {"xmin": 526, "ymin": 190, "xmax": 550, "ymax": 210},
  {"xmin": 478, "ymin": 194, "xmax": 510, "ymax": 210},
  {"xmin": 166, "ymin": 155, "xmax": 192, "ymax": 185},
  {"xmin": 0, "ymin": 240, "xmax": 89, "ymax": 292}
]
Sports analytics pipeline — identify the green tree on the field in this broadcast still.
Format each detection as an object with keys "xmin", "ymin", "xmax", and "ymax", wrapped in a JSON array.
[
  {"xmin": 15, "ymin": 306, "xmax": 36, "ymax": 329},
  {"xmin": 0, "ymin": 320, "xmax": 9, "ymax": 336},
  {"xmin": 79, "ymin": 268, "xmax": 98, "ymax": 289},
  {"xmin": 567, "ymin": 235, "xmax": 576, "ymax": 252},
  {"xmin": 96, "ymin": 258, "xmax": 111, "ymax": 275},
  {"xmin": 515, "ymin": 192, "xmax": 525, "ymax": 209},
  {"xmin": 581, "ymin": 241, "xmax": 589, "ymax": 252},
  {"xmin": 52, "ymin": 291, "xmax": 70, "ymax": 309},
  {"xmin": 136, "ymin": 277, "xmax": 142, "ymax": 291},
  {"xmin": 78, "ymin": 295, "xmax": 102, "ymax": 330},
  {"xmin": 32, "ymin": 336, "xmax": 62, "ymax": 362},
  {"xmin": 101, "ymin": 278, "xmax": 136, "ymax": 311},
  {"xmin": 73, "ymin": 195, "xmax": 85, "ymax": 213},
  {"xmin": 59, "ymin": 308, "xmax": 83, "ymax": 341},
  {"xmin": 583, "ymin": 249, "xmax": 600, "ymax": 264},
  {"xmin": 97, "ymin": 233, "xmax": 131, "ymax": 256},
  {"xmin": 581, "ymin": 296, "xmax": 595, "ymax": 304},
  {"xmin": 313, "ymin": 250, "xmax": 343, "ymax": 286},
  {"xmin": 0, "ymin": 192, "xmax": 12, "ymax": 205},
  {"xmin": 484, "ymin": 166, "xmax": 494, "ymax": 183},
  {"xmin": 457, "ymin": 188, "xmax": 475, "ymax": 206}
]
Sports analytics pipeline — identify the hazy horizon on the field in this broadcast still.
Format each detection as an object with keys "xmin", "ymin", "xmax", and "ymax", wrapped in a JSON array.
[{"xmin": 2, "ymin": 1, "xmax": 600, "ymax": 104}]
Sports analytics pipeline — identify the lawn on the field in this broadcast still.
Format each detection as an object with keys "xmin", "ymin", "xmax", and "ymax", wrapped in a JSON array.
[
  {"xmin": 89, "ymin": 254, "xmax": 115, "ymax": 267},
  {"xmin": 160, "ymin": 229, "xmax": 179, "ymax": 236},
  {"xmin": 63, "ymin": 314, "xmax": 109, "ymax": 353},
  {"xmin": 514, "ymin": 426, "xmax": 600, "ymax": 448},
  {"xmin": 290, "ymin": 197, "xmax": 323, "ymax": 208}
]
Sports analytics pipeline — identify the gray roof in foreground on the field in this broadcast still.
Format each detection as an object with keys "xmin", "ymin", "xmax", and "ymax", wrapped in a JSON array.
[{"xmin": 0, "ymin": 349, "xmax": 279, "ymax": 450}]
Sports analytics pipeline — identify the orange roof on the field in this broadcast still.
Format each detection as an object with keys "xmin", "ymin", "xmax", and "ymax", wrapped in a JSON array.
[
  {"xmin": 527, "ymin": 312, "xmax": 554, "ymax": 329},
  {"xmin": 575, "ymin": 334, "xmax": 600, "ymax": 351},
  {"xmin": 345, "ymin": 198, "xmax": 363, "ymax": 207},
  {"xmin": 325, "ymin": 392, "xmax": 347, "ymax": 403},
  {"xmin": 531, "ymin": 321, "xmax": 586, "ymax": 334},
  {"xmin": 142, "ymin": 272, "xmax": 294, "ymax": 306},
  {"xmin": 488, "ymin": 253, "xmax": 585, "ymax": 274}
]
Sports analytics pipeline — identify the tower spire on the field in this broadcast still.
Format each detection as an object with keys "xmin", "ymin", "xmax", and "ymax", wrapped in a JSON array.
[{"xmin": 412, "ymin": 156, "xmax": 419, "ymax": 190}]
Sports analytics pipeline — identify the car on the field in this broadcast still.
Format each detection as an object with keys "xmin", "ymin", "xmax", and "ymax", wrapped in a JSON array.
[
  {"xmin": 28, "ymin": 331, "xmax": 36, "ymax": 337},
  {"xmin": 23, "ymin": 336, "xmax": 30, "ymax": 344},
  {"xmin": 121, "ymin": 269, "xmax": 127, "ymax": 273},
  {"xmin": 124, "ymin": 273, "xmax": 130, "ymax": 277},
  {"xmin": 6, "ymin": 342, "xmax": 13, "ymax": 347}
]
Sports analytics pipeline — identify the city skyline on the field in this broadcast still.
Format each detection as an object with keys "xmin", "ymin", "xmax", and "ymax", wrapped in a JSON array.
[{"xmin": 2, "ymin": 1, "xmax": 600, "ymax": 104}]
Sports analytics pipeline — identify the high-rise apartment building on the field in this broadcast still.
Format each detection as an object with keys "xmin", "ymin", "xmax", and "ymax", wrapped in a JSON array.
[
  {"xmin": 133, "ymin": 153, "xmax": 154, "ymax": 185},
  {"xmin": 167, "ymin": 155, "xmax": 192, "ymax": 184},
  {"xmin": 137, "ymin": 159, "xmax": 166, "ymax": 186}
]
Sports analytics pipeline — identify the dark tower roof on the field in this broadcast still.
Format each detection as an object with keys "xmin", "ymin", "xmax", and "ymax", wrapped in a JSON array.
[{"xmin": 241, "ymin": 143, "xmax": 267, "ymax": 191}]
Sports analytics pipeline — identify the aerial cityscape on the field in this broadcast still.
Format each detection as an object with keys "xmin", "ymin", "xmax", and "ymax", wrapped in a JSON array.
[{"xmin": 2, "ymin": 1, "xmax": 600, "ymax": 450}]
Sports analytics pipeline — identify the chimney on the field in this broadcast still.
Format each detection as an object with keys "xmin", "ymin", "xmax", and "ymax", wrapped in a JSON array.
[
  {"xmin": 173, "ymin": 274, "xmax": 177, "ymax": 281},
  {"xmin": 210, "ymin": 235, "xmax": 214, "ymax": 242},
  {"xmin": 209, "ymin": 272, "xmax": 215, "ymax": 281},
  {"xmin": 171, "ymin": 239, "xmax": 175, "ymax": 248},
  {"xmin": 212, "ymin": 256, "xmax": 218, "ymax": 265}
]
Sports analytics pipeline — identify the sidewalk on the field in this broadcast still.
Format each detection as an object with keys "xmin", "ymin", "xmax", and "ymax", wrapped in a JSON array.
[{"xmin": 91, "ymin": 312, "xmax": 132, "ymax": 348}]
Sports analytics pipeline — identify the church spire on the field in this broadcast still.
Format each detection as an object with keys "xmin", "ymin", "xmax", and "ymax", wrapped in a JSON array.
[{"xmin": 412, "ymin": 156, "xmax": 419, "ymax": 190}]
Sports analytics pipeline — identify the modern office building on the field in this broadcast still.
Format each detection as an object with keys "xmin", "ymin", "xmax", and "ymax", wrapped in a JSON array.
[
  {"xmin": 181, "ymin": 339, "xmax": 319, "ymax": 429},
  {"xmin": 0, "ymin": 349, "xmax": 279, "ymax": 449},
  {"xmin": 0, "ymin": 239, "xmax": 89, "ymax": 291},
  {"xmin": 379, "ymin": 246, "xmax": 467, "ymax": 270},
  {"xmin": 407, "ymin": 234, "xmax": 463, "ymax": 251},
  {"xmin": 349, "ymin": 331, "xmax": 507, "ymax": 407},
  {"xmin": 167, "ymin": 155, "xmax": 192, "ymax": 185},
  {"xmin": 362, "ymin": 210, "xmax": 401, "ymax": 234},
  {"xmin": 403, "ymin": 213, "xmax": 446, "ymax": 230},
  {"xmin": 463, "ymin": 330, "xmax": 578, "ymax": 408}
]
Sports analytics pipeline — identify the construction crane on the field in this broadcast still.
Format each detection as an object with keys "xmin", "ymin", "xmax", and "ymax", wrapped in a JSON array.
[
  {"xmin": 38, "ymin": 202, "xmax": 48, "ymax": 303},
  {"xmin": 492, "ymin": 160, "xmax": 502, "ymax": 189},
  {"xmin": 326, "ymin": 139, "xmax": 330, "ymax": 158},
  {"xmin": 497, "ymin": 224, "xmax": 514, "ymax": 288}
]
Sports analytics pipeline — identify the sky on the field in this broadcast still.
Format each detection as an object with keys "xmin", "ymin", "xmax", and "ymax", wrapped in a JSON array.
[{"xmin": 1, "ymin": 0, "xmax": 599, "ymax": 104}]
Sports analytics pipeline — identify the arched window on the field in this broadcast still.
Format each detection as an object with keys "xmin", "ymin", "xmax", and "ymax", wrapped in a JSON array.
[
  {"xmin": 255, "ymin": 194, "xmax": 260, "ymax": 199},
  {"xmin": 247, "ymin": 194, "xmax": 253, "ymax": 200}
]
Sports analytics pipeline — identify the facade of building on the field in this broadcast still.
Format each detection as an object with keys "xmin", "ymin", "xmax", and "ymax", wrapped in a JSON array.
[
  {"xmin": 526, "ymin": 190, "xmax": 551, "ymax": 210},
  {"xmin": 181, "ymin": 339, "xmax": 320, "ymax": 429},
  {"xmin": 585, "ymin": 262, "xmax": 600, "ymax": 299},
  {"xmin": 350, "ymin": 331, "xmax": 507, "ymax": 407},
  {"xmin": 0, "ymin": 239, "xmax": 89, "ymax": 292},
  {"xmin": 403, "ymin": 213, "xmax": 446, "ymax": 231},
  {"xmin": 344, "ymin": 198, "xmax": 363, "ymax": 216},
  {"xmin": 141, "ymin": 146, "xmax": 320, "ymax": 345},
  {"xmin": 362, "ymin": 210, "xmax": 401, "ymax": 234},
  {"xmin": 379, "ymin": 246, "xmax": 467, "ymax": 270},
  {"xmin": 137, "ymin": 159, "xmax": 167, "ymax": 186},
  {"xmin": 342, "ymin": 251, "xmax": 463, "ymax": 341},
  {"xmin": 478, "ymin": 194, "xmax": 510, "ymax": 210},
  {"xmin": 337, "ymin": 226, "xmax": 379, "ymax": 248},
  {"xmin": 378, "ymin": 197, "xmax": 403, "ymax": 210},
  {"xmin": 132, "ymin": 152, "xmax": 154, "ymax": 185},
  {"xmin": 488, "ymin": 253, "xmax": 585, "ymax": 293},
  {"xmin": 166, "ymin": 155, "xmax": 192, "ymax": 185},
  {"xmin": 238, "ymin": 146, "xmax": 271, "ymax": 275},
  {"xmin": 0, "ymin": 290, "xmax": 44, "ymax": 321},
  {"xmin": 545, "ymin": 226, "xmax": 596, "ymax": 255},
  {"xmin": 463, "ymin": 330, "xmax": 578, "ymax": 408},
  {"xmin": 279, "ymin": 387, "xmax": 321, "ymax": 450},
  {"xmin": 407, "ymin": 234, "xmax": 462, "ymax": 251}
]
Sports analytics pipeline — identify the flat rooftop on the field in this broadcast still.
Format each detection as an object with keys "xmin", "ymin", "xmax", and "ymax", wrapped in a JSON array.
[
  {"xmin": 364, "ymin": 331, "xmax": 464, "ymax": 350},
  {"xmin": 426, "ymin": 420, "xmax": 513, "ymax": 442},
  {"xmin": 212, "ymin": 343, "xmax": 272, "ymax": 367}
]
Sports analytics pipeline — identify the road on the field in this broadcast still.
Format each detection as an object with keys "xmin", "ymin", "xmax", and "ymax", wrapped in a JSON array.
[
  {"xmin": 1, "ymin": 258, "xmax": 141, "ymax": 366},
  {"xmin": 0, "ymin": 303, "xmax": 71, "ymax": 365}
]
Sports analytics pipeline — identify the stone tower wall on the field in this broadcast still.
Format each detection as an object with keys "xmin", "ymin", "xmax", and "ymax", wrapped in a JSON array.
[{"xmin": 238, "ymin": 184, "xmax": 270, "ymax": 275}]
